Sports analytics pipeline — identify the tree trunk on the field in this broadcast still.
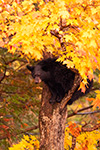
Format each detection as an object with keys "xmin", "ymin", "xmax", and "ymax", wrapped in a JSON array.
[
  {"xmin": 39, "ymin": 84, "xmax": 67, "ymax": 150},
  {"xmin": 39, "ymin": 75, "xmax": 81, "ymax": 150}
]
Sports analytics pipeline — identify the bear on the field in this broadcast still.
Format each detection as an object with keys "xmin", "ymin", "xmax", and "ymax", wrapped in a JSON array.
[{"xmin": 27, "ymin": 58, "xmax": 93, "ymax": 105}]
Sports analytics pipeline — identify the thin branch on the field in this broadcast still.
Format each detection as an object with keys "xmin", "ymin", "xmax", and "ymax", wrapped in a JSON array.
[
  {"xmin": 70, "ymin": 136, "xmax": 76, "ymax": 150},
  {"xmin": 0, "ymin": 54, "xmax": 25, "ymax": 84},
  {"xmin": 68, "ymin": 105, "xmax": 93, "ymax": 118},
  {"xmin": 0, "ymin": 56, "xmax": 17, "ymax": 83},
  {"xmin": 59, "ymin": 17, "xmax": 79, "ymax": 32},
  {"xmin": 82, "ymin": 123, "xmax": 100, "ymax": 132},
  {"xmin": 70, "ymin": 123, "xmax": 100, "ymax": 149},
  {"xmin": 50, "ymin": 29, "xmax": 62, "ymax": 39},
  {"xmin": 77, "ymin": 105, "xmax": 93, "ymax": 112},
  {"xmin": 91, "ymin": 87, "xmax": 100, "ymax": 92},
  {"xmin": 50, "ymin": 29, "xmax": 66, "ymax": 51},
  {"xmin": 20, "ymin": 126, "xmax": 39, "ymax": 134},
  {"xmin": 0, "ymin": 125, "xmax": 38, "ymax": 140},
  {"xmin": 76, "ymin": 110, "xmax": 100, "ymax": 115},
  {"xmin": 0, "ymin": 66, "xmax": 7, "ymax": 83},
  {"xmin": 5, "ymin": 55, "xmax": 21, "ymax": 65}
]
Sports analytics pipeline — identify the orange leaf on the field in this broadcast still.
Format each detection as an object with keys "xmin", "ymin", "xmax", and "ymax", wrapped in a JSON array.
[
  {"xmin": 24, "ymin": 123, "xmax": 28, "ymax": 127},
  {"xmin": 86, "ymin": 97, "xmax": 94, "ymax": 102}
]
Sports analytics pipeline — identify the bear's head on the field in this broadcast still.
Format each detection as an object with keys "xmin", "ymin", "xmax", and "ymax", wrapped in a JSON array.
[{"xmin": 27, "ymin": 64, "xmax": 51, "ymax": 84}]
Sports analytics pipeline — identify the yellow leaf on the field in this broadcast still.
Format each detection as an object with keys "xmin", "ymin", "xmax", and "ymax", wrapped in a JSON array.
[
  {"xmin": 91, "ymin": 8, "xmax": 97, "ymax": 15},
  {"xmin": 76, "ymin": 0, "xmax": 83, "ymax": 3},
  {"xmin": 82, "ymin": 31, "xmax": 92, "ymax": 38},
  {"xmin": 85, "ymin": 17, "xmax": 92, "ymax": 23},
  {"xmin": 64, "ymin": 35, "xmax": 73, "ymax": 42},
  {"xmin": 23, "ymin": 135, "xmax": 30, "ymax": 142},
  {"xmin": 80, "ymin": 82, "xmax": 86, "ymax": 93},
  {"xmin": 89, "ymin": 40, "xmax": 97, "ymax": 48},
  {"xmin": 63, "ymin": 60, "xmax": 74, "ymax": 68},
  {"xmin": 59, "ymin": 10, "xmax": 70, "ymax": 19},
  {"xmin": 95, "ymin": 90, "xmax": 100, "ymax": 94},
  {"xmin": 75, "ymin": 8, "xmax": 81, "ymax": 15},
  {"xmin": 97, "ymin": 24, "xmax": 100, "ymax": 29}
]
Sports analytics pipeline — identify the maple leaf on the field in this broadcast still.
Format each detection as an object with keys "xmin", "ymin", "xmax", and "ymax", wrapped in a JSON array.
[
  {"xmin": 59, "ymin": 10, "xmax": 70, "ymax": 19},
  {"xmin": 89, "ymin": 40, "xmax": 97, "ymax": 48}
]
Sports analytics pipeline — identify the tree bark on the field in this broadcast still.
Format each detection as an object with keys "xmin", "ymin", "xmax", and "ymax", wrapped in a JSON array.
[
  {"xmin": 39, "ymin": 84, "xmax": 67, "ymax": 150},
  {"xmin": 39, "ymin": 74, "xmax": 81, "ymax": 150}
]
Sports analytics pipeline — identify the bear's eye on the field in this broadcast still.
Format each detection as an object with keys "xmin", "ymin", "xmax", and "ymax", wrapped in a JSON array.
[{"xmin": 42, "ymin": 65, "xmax": 48, "ymax": 72}]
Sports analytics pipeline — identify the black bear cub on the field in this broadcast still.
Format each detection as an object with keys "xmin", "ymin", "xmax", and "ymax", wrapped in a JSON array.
[{"xmin": 27, "ymin": 58, "xmax": 93, "ymax": 105}]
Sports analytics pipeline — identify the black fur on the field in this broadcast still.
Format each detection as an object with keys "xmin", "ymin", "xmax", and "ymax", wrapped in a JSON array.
[{"xmin": 27, "ymin": 58, "xmax": 93, "ymax": 104}]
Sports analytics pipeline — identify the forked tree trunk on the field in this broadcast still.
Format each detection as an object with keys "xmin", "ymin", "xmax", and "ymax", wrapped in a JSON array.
[
  {"xmin": 39, "ymin": 75, "xmax": 81, "ymax": 150},
  {"xmin": 39, "ymin": 84, "xmax": 67, "ymax": 150}
]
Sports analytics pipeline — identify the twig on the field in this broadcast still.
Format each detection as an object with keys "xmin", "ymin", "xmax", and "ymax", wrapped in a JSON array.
[
  {"xmin": 68, "ymin": 105, "xmax": 93, "ymax": 118},
  {"xmin": 82, "ymin": 123, "xmax": 100, "ymax": 132},
  {"xmin": 70, "ymin": 136, "xmax": 76, "ymax": 150},
  {"xmin": 76, "ymin": 110, "xmax": 100, "ymax": 115},
  {"xmin": 69, "ymin": 123, "xmax": 100, "ymax": 149},
  {"xmin": 50, "ymin": 29, "xmax": 66, "ymax": 51},
  {"xmin": 0, "ymin": 125, "xmax": 38, "ymax": 140},
  {"xmin": 0, "ymin": 66, "xmax": 7, "ymax": 83}
]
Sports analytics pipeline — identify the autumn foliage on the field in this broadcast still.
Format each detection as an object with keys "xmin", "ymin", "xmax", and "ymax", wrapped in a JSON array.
[
  {"xmin": 0, "ymin": 0, "xmax": 100, "ymax": 149},
  {"xmin": 1, "ymin": 0, "xmax": 100, "ymax": 85}
]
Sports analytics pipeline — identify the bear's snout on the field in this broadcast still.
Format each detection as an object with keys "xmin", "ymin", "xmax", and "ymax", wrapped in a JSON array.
[{"xmin": 34, "ymin": 76, "xmax": 41, "ymax": 84}]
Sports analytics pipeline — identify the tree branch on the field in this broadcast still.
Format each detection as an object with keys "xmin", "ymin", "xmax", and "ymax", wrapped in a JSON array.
[
  {"xmin": 60, "ymin": 74, "xmax": 81, "ymax": 111},
  {"xmin": 50, "ymin": 29, "xmax": 66, "ymax": 51},
  {"xmin": 68, "ymin": 105, "xmax": 93, "ymax": 118},
  {"xmin": 0, "ymin": 66, "xmax": 7, "ymax": 83},
  {"xmin": 82, "ymin": 123, "xmax": 100, "ymax": 132},
  {"xmin": 0, "ymin": 125, "xmax": 38, "ymax": 140},
  {"xmin": 70, "ymin": 136, "xmax": 76, "ymax": 150},
  {"xmin": 76, "ymin": 110, "xmax": 100, "ymax": 115},
  {"xmin": 69, "ymin": 123, "xmax": 100, "ymax": 149}
]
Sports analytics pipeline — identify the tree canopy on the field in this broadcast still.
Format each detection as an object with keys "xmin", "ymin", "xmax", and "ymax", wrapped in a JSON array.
[{"xmin": 1, "ymin": 0, "xmax": 100, "ymax": 85}]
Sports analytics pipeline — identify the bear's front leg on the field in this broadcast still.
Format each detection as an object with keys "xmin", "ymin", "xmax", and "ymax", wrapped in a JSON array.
[
  {"xmin": 49, "ymin": 97, "xmax": 56, "ymax": 104},
  {"xmin": 49, "ymin": 89, "xmax": 57, "ymax": 104},
  {"xmin": 46, "ymin": 81, "xmax": 57, "ymax": 104},
  {"xmin": 55, "ymin": 84, "xmax": 65, "ymax": 103}
]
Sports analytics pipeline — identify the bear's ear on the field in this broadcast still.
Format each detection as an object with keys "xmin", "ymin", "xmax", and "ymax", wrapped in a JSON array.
[{"xmin": 27, "ymin": 65, "xmax": 34, "ymax": 72}]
